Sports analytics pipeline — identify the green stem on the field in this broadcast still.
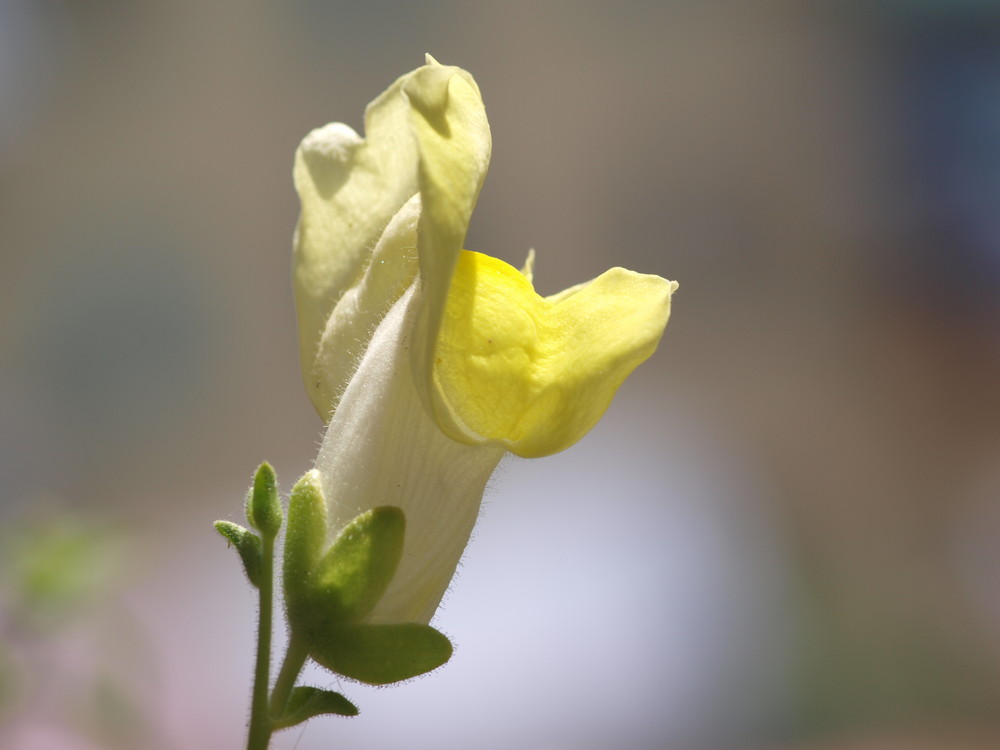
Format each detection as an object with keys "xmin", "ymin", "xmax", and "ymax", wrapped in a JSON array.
[
  {"xmin": 247, "ymin": 534, "xmax": 275, "ymax": 750},
  {"xmin": 269, "ymin": 631, "xmax": 310, "ymax": 719}
]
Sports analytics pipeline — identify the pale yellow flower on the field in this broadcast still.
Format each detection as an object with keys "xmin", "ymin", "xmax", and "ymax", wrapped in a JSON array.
[{"xmin": 292, "ymin": 55, "xmax": 677, "ymax": 626}]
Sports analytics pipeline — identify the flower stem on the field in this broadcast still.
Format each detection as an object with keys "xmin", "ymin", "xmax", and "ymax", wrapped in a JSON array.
[
  {"xmin": 269, "ymin": 631, "xmax": 309, "ymax": 719},
  {"xmin": 247, "ymin": 533, "xmax": 275, "ymax": 750}
]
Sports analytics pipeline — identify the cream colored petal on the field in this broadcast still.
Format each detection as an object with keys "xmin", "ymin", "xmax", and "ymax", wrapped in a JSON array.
[
  {"xmin": 310, "ymin": 196, "xmax": 421, "ymax": 419},
  {"xmin": 314, "ymin": 284, "xmax": 504, "ymax": 625},
  {"xmin": 293, "ymin": 82, "xmax": 418, "ymax": 417},
  {"xmin": 293, "ymin": 58, "xmax": 490, "ymax": 420}
]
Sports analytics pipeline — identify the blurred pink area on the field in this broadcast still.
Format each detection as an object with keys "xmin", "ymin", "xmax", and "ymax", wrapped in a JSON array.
[{"xmin": 1, "ymin": 1, "xmax": 999, "ymax": 749}]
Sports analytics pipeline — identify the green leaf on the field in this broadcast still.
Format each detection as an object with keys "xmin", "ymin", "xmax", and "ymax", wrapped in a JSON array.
[
  {"xmin": 283, "ymin": 471, "xmax": 328, "ymax": 619},
  {"xmin": 309, "ymin": 623, "xmax": 453, "ymax": 686},
  {"xmin": 310, "ymin": 506, "xmax": 405, "ymax": 624},
  {"xmin": 272, "ymin": 686, "xmax": 358, "ymax": 729},
  {"xmin": 213, "ymin": 521, "xmax": 263, "ymax": 588},
  {"xmin": 245, "ymin": 462, "xmax": 282, "ymax": 537}
]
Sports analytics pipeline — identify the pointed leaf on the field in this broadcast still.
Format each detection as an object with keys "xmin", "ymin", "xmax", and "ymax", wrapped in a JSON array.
[
  {"xmin": 214, "ymin": 520, "xmax": 247, "ymax": 547},
  {"xmin": 213, "ymin": 521, "xmax": 262, "ymax": 588},
  {"xmin": 283, "ymin": 471, "xmax": 328, "ymax": 621},
  {"xmin": 311, "ymin": 506, "xmax": 405, "ymax": 623},
  {"xmin": 309, "ymin": 622, "xmax": 452, "ymax": 685},
  {"xmin": 272, "ymin": 686, "xmax": 358, "ymax": 729},
  {"xmin": 245, "ymin": 462, "xmax": 282, "ymax": 537}
]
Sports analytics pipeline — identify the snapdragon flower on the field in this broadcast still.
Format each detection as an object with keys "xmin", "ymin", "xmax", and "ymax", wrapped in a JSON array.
[{"xmin": 284, "ymin": 55, "xmax": 677, "ymax": 684}]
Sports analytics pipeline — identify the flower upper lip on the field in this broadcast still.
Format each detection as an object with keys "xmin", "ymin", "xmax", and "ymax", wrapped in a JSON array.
[
  {"xmin": 293, "ymin": 56, "xmax": 676, "ymax": 458},
  {"xmin": 287, "ymin": 55, "xmax": 678, "ymax": 657},
  {"xmin": 292, "ymin": 56, "xmax": 491, "ymax": 425}
]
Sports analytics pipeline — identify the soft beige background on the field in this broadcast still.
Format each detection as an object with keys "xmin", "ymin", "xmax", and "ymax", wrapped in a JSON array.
[{"xmin": 2, "ymin": 2, "xmax": 999, "ymax": 749}]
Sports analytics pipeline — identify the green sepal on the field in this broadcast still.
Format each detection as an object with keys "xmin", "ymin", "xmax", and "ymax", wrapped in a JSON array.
[
  {"xmin": 213, "ymin": 521, "xmax": 263, "ymax": 588},
  {"xmin": 245, "ymin": 462, "xmax": 282, "ymax": 537},
  {"xmin": 309, "ymin": 623, "xmax": 453, "ymax": 686},
  {"xmin": 283, "ymin": 471, "xmax": 328, "ymax": 622},
  {"xmin": 272, "ymin": 686, "xmax": 358, "ymax": 729},
  {"xmin": 310, "ymin": 506, "xmax": 405, "ymax": 624}
]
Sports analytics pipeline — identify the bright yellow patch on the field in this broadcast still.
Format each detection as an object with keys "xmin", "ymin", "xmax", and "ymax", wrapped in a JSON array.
[{"xmin": 435, "ymin": 251, "xmax": 676, "ymax": 458}]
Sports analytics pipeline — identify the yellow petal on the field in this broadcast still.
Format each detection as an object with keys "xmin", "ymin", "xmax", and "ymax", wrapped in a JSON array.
[{"xmin": 434, "ymin": 251, "xmax": 678, "ymax": 457}]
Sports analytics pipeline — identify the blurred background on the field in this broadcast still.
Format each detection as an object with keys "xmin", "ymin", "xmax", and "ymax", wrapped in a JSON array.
[{"xmin": 2, "ymin": 1, "xmax": 999, "ymax": 748}]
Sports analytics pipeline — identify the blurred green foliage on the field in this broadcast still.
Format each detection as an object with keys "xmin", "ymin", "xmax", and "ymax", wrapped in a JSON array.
[{"xmin": 2, "ymin": 516, "xmax": 123, "ymax": 631}]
